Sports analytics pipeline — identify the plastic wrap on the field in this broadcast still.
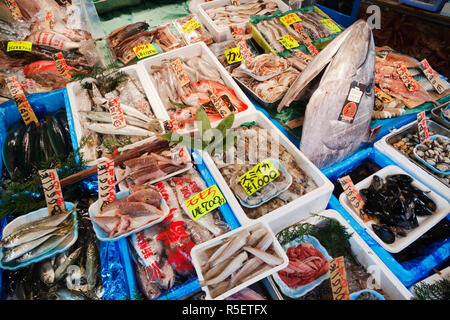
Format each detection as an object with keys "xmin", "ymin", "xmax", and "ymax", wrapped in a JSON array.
[{"xmin": 173, "ymin": 15, "xmax": 213, "ymax": 46}]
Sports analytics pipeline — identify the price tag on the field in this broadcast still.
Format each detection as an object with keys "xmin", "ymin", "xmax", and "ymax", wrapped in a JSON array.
[
  {"xmin": 206, "ymin": 85, "xmax": 232, "ymax": 118},
  {"xmin": 375, "ymin": 86, "xmax": 395, "ymax": 104},
  {"xmin": 230, "ymin": 25, "xmax": 253, "ymax": 64},
  {"xmin": 395, "ymin": 62, "xmax": 420, "ymax": 92},
  {"xmin": 7, "ymin": 41, "xmax": 32, "ymax": 52},
  {"xmin": 39, "ymin": 169, "xmax": 66, "ymax": 215},
  {"xmin": 5, "ymin": 0, "xmax": 23, "ymax": 21},
  {"xmin": 320, "ymin": 19, "xmax": 341, "ymax": 33},
  {"xmin": 239, "ymin": 159, "xmax": 280, "ymax": 196},
  {"xmin": 419, "ymin": 59, "xmax": 448, "ymax": 95},
  {"xmin": 224, "ymin": 47, "xmax": 243, "ymax": 64},
  {"xmin": 292, "ymin": 22, "xmax": 318, "ymax": 56},
  {"xmin": 278, "ymin": 35, "xmax": 299, "ymax": 50},
  {"xmin": 338, "ymin": 175, "xmax": 371, "ymax": 222},
  {"xmin": 338, "ymin": 81, "xmax": 366, "ymax": 124},
  {"xmin": 171, "ymin": 58, "xmax": 190, "ymax": 87},
  {"xmin": 185, "ymin": 185, "xmax": 226, "ymax": 221},
  {"xmin": 5, "ymin": 76, "xmax": 39, "ymax": 126},
  {"xmin": 280, "ymin": 13, "xmax": 301, "ymax": 26},
  {"xmin": 170, "ymin": 144, "xmax": 190, "ymax": 165},
  {"xmin": 133, "ymin": 43, "xmax": 158, "ymax": 59},
  {"xmin": 328, "ymin": 256, "xmax": 350, "ymax": 300},
  {"xmin": 52, "ymin": 52, "xmax": 72, "ymax": 78},
  {"xmin": 108, "ymin": 97, "xmax": 127, "ymax": 129},
  {"xmin": 181, "ymin": 19, "xmax": 202, "ymax": 34},
  {"xmin": 97, "ymin": 160, "xmax": 116, "ymax": 212},
  {"xmin": 45, "ymin": 11, "xmax": 55, "ymax": 30},
  {"xmin": 417, "ymin": 111, "xmax": 430, "ymax": 142}
]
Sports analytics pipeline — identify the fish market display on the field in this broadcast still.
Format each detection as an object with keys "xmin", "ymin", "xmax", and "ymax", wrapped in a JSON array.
[
  {"xmin": 130, "ymin": 169, "xmax": 230, "ymax": 299},
  {"xmin": 152, "ymin": 24, "xmax": 185, "ymax": 53},
  {"xmin": 2, "ymin": 110, "xmax": 72, "ymax": 182},
  {"xmin": 196, "ymin": 224, "xmax": 284, "ymax": 299},
  {"xmin": 241, "ymin": 53, "xmax": 290, "ymax": 77},
  {"xmin": 174, "ymin": 15, "xmax": 213, "ymax": 45},
  {"xmin": 212, "ymin": 124, "xmax": 316, "ymax": 219},
  {"xmin": 415, "ymin": 136, "xmax": 450, "ymax": 173},
  {"xmin": 279, "ymin": 20, "xmax": 375, "ymax": 169},
  {"xmin": 360, "ymin": 174, "xmax": 437, "ymax": 244}
]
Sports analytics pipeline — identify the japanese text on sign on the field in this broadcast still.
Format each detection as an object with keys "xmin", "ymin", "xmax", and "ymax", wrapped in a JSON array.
[
  {"xmin": 207, "ymin": 86, "xmax": 232, "ymax": 118},
  {"xmin": 185, "ymin": 185, "xmax": 226, "ymax": 221},
  {"xmin": 171, "ymin": 58, "xmax": 190, "ymax": 87},
  {"xmin": 239, "ymin": 159, "xmax": 280, "ymax": 196},
  {"xmin": 7, "ymin": 41, "xmax": 32, "ymax": 52},
  {"xmin": 417, "ymin": 111, "xmax": 430, "ymax": 142},
  {"xmin": 329, "ymin": 256, "xmax": 350, "ymax": 300},
  {"xmin": 224, "ymin": 47, "xmax": 243, "ymax": 64},
  {"xmin": 45, "ymin": 11, "xmax": 55, "ymax": 30},
  {"xmin": 338, "ymin": 175, "xmax": 371, "ymax": 222},
  {"xmin": 419, "ymin": 59, "xmax": 448, "ymax": 95},
  {"xmin": 181, "ymin": 19, "xmax": 202, "ymax": 34},
  {"xmin": 320, "ymin": 19, "xmax": 341, "ymax": 33},
  {"xmin": 108, "ymin": 97, "xmax": 127, "ymax": 129},
  {"xmin": 230, "ymin": 25, "xmax": 253, "ymax": 64},
  {"xmin": 375, "ymin": 86, "xmax": 394, "ymax": 104},
  {"xmin": 280, "ymin": 13, "xmax": 301, "ymax": 26},
  {"xmin": 39, "ymin": 169, "xmax": 66, "ymax": 215},
  {"xmin": 5, "ymin": 76, "xmax": 39, "ymax": 126},
  {"xmin": 97, "ymin": 160, "xmax": 116, "ymax": 212},
  {"xmin": 133, "ymin": 43, "xmax": 158, "ymax": 59},
  {"xmin": 395, "ymin": 62, "xmax": 420, "ymax": 92},
  {"xmin": 52, "ymin": 52, "xmax": 72, "ymax": 78},
  {"xmin": 278, "ymin": 35, "xmax": 299, "ymax": 50},
  {"xmin": 5, "ymin": 0, "xmax": 22, "ymax": 20},
  {"xmin": 135, "ymin": 230, "xmax": 163, "ymax": 280},
  {"xmin": 292, "ymin": 22, "xmax": 318, "ymax": 56}
]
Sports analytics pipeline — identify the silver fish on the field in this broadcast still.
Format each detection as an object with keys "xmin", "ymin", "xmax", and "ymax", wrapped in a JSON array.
[
  {"xmin": 53, "ymin": 288, "xmax": 87, "ymax": 300},
  {"xmin": 86, "ymin": 242, "xmax": 98, "ymax": 290},
  {"xmin": 84, "ymin": 122, "xmax": 154, "ymax": 136},
  {"xmin": 39, "ymin": 260, "xmax": 55, "ymax": 285},
  {"xmin": 80, "ymin": 111, "xmax": 155, "ymax": 130},
  {"xmin": 55, "ymin": 247, "xmax": 83, "ymax": 281},
  {"xmin": 210, "ymin": 230, "xmax": 249, "ymax": 268},
  {"xmin": 230, "ymin": 256, "xmax": 264, "ymax": 287},
  {"xmin": 243, "ymin": 246, "xmax": 283, "ymax": 266},
  {"xmin": 2, "ymin": 233, "xmax": 59, "ymax": 263},
  {"xmin": 279, "ymin": 20, "xmax": 375, "ymax": 169},
  {"xmin": 204, "ymin": 251, "xmax": 248, "ymax": 287},
  {"xmin": 15, "ymin": 232, "xmax": 72, "ymax": 264}
]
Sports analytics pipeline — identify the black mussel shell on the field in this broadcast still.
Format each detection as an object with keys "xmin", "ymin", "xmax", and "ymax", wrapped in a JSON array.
[
  {"xmin": 372, "ymin": 224, "xmax": 396, "ymax": 244},
  {"xmin": 386, "ymin": 174, "xmax": 414, "ymax": 187},
  {"xmin": 370, "ymin": 175, "xmax": 384, "ymax": 192}
]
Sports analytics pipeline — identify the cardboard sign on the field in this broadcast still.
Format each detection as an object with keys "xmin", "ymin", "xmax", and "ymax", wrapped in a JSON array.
[
  {"xmin": 181, "ymin": 19, "xmax": 202, "ymax": 34},
  {"xmin": 108, "ymin": 97, "xmax": 127, "ymax": 129},
  {"xmin": 239, "ymin": 159, "xmax": 280, "ymax": 196},
  {"xmin": 97, "ymin": 160, "xmax": 116, "ymax": 212},
  {"xmin": 206, "ymin": 86, "xmax": 232, "ymax": 118},
  {"xmin": 419, "ymin": 59, "xmax": 448, "ymax": 95},
  {"xmin": 185, "ymin": 185, "xmax": 226, "ymax": 221},
  {"xmin": 278, "ymin": 35, "xmax": 299, "ymax": 50},
  {"xmin": 338, "ymin": 175, "xmax": 371, "ymax": 222},
  {"xmin": 292, "ymin": 23, "xmax": 318, "ymax": 56},
  {"xmin": 224, "ymin": 47, "xmax": 243, "ymax": 64},
  {"xmin": 338, "ymin": 81, "xmax": 366, "ymax": 123},
  {"xmin": 280, "ymin": 13, "xmax": 301, "ymax": 26},
  {"xmin": 39, "ymin": 169, "xmax": 66, "ymax": 215},
  {"xmin": 52, "ymin": 52, "xmax": 72, "ymax": 78},
  {"xmin": 7, "ymin": 41, "xmax": 32, "ymax": 52},
  {"xmin": 417, "ymin": 111, "xmax": 430, "ymax": 142},
  {"xmin": 5, "ymin": 0, "xmax": 23, "ymax": 20},
  {"xmin": 171, "ymin": 58, "xmax": 190, "ymax": 87},
  {"xmin": 45, "ymin": 11, "xmax": 55, "ymax": 30},
  {"xmin": 320, "ymin": 19, "xmax": 341, "ymax": 33},
  {"xmin": 328, "ymin": 256, "xmax": 350, "ymax": 300},
  {"xmin": 133, "ymin": 43, "xmax": 158, "ymax": 59},
  {"xmin": 5, "ymin": 76, "xmax": 39, "ymax": 126},
  {"xmin": 395, "ymin": 62, "xmax": 420, "ymax": 92},
  {"xmin": 230, "ymin": 25, "xmax": 253, "ymax": 64}
]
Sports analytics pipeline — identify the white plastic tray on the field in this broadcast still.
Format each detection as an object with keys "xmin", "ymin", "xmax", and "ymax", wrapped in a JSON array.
[
  {"xmin": 201, "ymin": 110, "xmax": 334, "ymax": 226},
  {"xmin": 267, "ymin": 209, "xmax": 413, "ymax": 300},
  {"xmin": 374, "ymin": 120, "xmax": 450, "ymax": 200},
  {"xmin": 338, "ymin": 165, "xmax": 450, "ymax": 253},
  {"xmin": 190, "ymin": 220, "xmax": 289, "ymax": 300},
  {"xmin": 136, "ymin": 41, "xmax": 256, "ymax": 134},
  {"xmin": 197, "ymin": 0, "xmax": 290, "ymax": 42}
]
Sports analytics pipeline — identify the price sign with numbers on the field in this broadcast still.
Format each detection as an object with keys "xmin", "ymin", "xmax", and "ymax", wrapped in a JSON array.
[
  {"xmin": 224, "ymin": 47, "xmax": 243, "ymax": 64},
  {"xmin": 230, "ymin": 25, "xmax": 253, "ymax": 64},
  {"xmin": 292, "ymin": 23, "xmax": 318, "ymax": 56},
  {"xmin": 278, "ymin": 35, "xmax": 299, "ymax": 50},
  {"xmin": 185, "ymin": 185, "xmax": 226, "ymax": 221},
  {"xmin": 133, "ymin": 43, "xmax": 158, "ymax": 59},
  {"xmin": 395, "ymin": 62, "xmax": 420, "ymax": 92},
  {"xmin": 52, "ymin": 52, "xmax": 72, "ymax": 78},
  {"xmin": 328, "ymin": 256, "xmax": 350, "ymax": 300},
  {"xmin": 5, "ymin": 76, "xmax": 39, "ymax": 126},
  {"xmin": 97, "ymin": 160, "xmax": 116, "ymax": 212},
  {"xmin": 181, "ymin": 19, "xmax": 202, "ymax": 34},
  {"xmin": 7, "ymin": 41, "xmax": 32, "ymax": 52},
  {"xmin": 417, "ymin": 111, "xmax": 430, "ymax": 142},
  {"xmin": 170, "ymin": 58, "xmax": 190, "ymax": 87},
  {"xmin": 419, "ymin": 59, "xmax": 448, "ymax": 95},
  {"xmin": 280, "ymin": 13, "xmax": 301, "ymax": 26},
  {"xmin": 39, "ymin": 169, "xmax": 66, "ymax": 215},
  {"xmin": 338, "ymin": 175, "xmax": 371, "ymax": 222},
  {"xmin": 320, "ymin": 19, "xmax": 341, "ymax": 33},
  {"xmin": 206, "ymin": 85, "xmax": 232, "ymax": 118},
  {"xmin": 239, "ymin": 159, "xmax": 280, "ymax": 196},
  {"xmin": 108, "ymin": 97, "xmax": 127, "ymax": 129}
]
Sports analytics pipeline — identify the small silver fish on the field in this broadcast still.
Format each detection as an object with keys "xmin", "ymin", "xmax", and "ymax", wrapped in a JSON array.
[
  {"xmin": 54, "ymin": 247, "xmax": 83, "ymax": 281},
  {"xmin": 84, "ymin": 122, "xmax": 154, "ymax": 136},
  {"xmin": 86, "ymin": 242, "xmax": 98, "ymax": 290}
]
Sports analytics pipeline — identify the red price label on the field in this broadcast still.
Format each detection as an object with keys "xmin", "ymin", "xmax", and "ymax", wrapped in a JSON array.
[
  {"xmin": 108, "ymin": 97, "xmax": 127, "ymax": 129},
  {"xmin": 329, "ymin": 256, "xmax": 350, "ymax": 300},
  {"xmin": 338, "ymin": 175, "xmax": 371, "ymax": 222},
  {"xmin": 395, "ymin": 62, "xmax": 420, "ymax": 92},
  {"xmin": 5, "ymin": 76, "xmax": 39, "ymax": 126},
  {"xmin": 417, "ymin": 111, "xmax": 430, "ymax": 142},
  {"xmin": 39, "ymin": 169, "xmax": 66, "ymax": 215},
  {"xmin": 171, "ymin": 58, "xmax": 190, "ymax": 87},
  {"xmin": 97, "ymin": 160, "xmax": 116, "ymax": 212}
]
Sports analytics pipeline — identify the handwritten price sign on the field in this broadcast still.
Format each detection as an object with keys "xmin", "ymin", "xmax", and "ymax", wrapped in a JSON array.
[
  {"xmin": 181, "ymin": 19, "xmax": 202, "ymax": 34},
  {"xmin": 52, "ymin": 52, "xmax": 72, "ymax": 78},
  {"xmin": 239, "ymin": 159, "xmax": 280, "ymax": 196},
  {"xmin": 230, "ymin": 24, "xmax": 253, "ymax": 64},
  {"xmin": 171, "ymin": 58, "xmax": 190, "ymax": 87},
  {"xmin": 280, "ymin": 13, "xmax": 301, "ymax": 26},
  {"xmin": 224, "ymin": 47, "xmax": 243, "ymax": 64},
  {"xmin": 395, "ymin": 62, "xmax": 420, "ymax": 92},
  {"xmin": 417, "ymin": 111, "xmax": 430, "ymax": 142},
  {"xmin": 419, "ymin": 59, "xmax": 448, "ymax": 95},
  {"xmin": 185, "ymin": 185, "xmax": 226, "ymax": 221},
  {"xmin": 338, "ymin": 175, "xmax": 371, "ymax": 222},
  {"xmin": 320, "ymin": 19, "xmax": 341, "ymax": 33},
  {"xmin": 5, "ymin": 76, "xmax": 39, "ymax": 126},
  {"xmin": 207, "ymin": 85, "xmax": 232, "ymax": 118},
  {"xmin": 329, "ymin": 256, "xmax": 350, "ymax": 300},
  {"xmin": 278, "ymin": 35, "xmax": 299, "ymax": 50},
  {"xmin": 39, "ymin": 169, "xmax": 66, "ymax": 215},
  {"xmin": 7, "ymin": 41, "xmax": 32, "ymax": 52},
  {"xmin": 292, "ymin": 23, "xmax": 318, "ymax": 56},
  {"xmin": 108, "ymin": 97, "xmax": 127, "ymax": 129},
  {"xmin": 133, "ymin": 43, "xmax": 158, "ymax": 59},
  {"xmin": 97, "ymin": 160, "xmax": 116, "ymax": 212}
]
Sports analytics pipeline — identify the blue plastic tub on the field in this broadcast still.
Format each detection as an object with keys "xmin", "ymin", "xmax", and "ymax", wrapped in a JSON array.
[
  {"xmin": 323, "ymin": 147, "xmax": 450, "ymax": 287},
  {"xmin": 399, "ymin": 0, "xmax": 447, "ymax": 12},
  {"xmin": 316, "ymin": 1, "xmax": 361, "ymax": 28}
]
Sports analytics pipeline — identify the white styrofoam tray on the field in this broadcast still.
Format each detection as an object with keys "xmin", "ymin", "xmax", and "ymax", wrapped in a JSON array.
[
  {"xmin": 136, "ymin": 41, "xmax": 256, "ymax": 134},
  {"xmin": 201, "ymin": 110, "xmax": 334, "ymax": 226},
  {"xmin": 197, "ymin": 0, "xmax": 290, "ymax": 43},
  {"xmin": 410, "ymin": 266, "xmax": 450, "ymax": 295},
  {"xmin": 339, "ymin": 165, "xmax": 450, "ymax": 253},
  {"xmin": 267, "ymin": 209, "xmax": 414, "ymax": 300},
  {"xmin": 190, "ymin": 220, "xmax": 289, "ymax": 300},
  {"xmin": 66, "ymin": 65, "xmax": 161, "ymax": 166},
  {"xmin": 374, "ymin": 120, "xmax": 450, "ymax": 200}
]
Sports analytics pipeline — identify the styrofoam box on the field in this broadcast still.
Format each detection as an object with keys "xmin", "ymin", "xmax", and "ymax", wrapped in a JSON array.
[
  {"xmin": 201, "ymin": 110, "xmax": 334, "ymax": 226},
  {"xmin": 374, "ymin": 120, "xmax": 450, "ymax": 200},
  {"xmin": 66, "ymin": 65, "xmax": 160, "ymax": 166},
  {"xmin": 410, "ymin": 266, "xmax": 450, "ymax": 295},
  {"xmin": 190, "ymin": 220, "xmax": 289, "ymax": 300},
  {"xmin": 136, "ymin": 41, "xmax": 256, "ymax": 134},
  {"xmin": 266, "ymin": 209, "xmax": 413, "ymax": 300},
  {"xmin": 197, "ymin": 0, "xmax": 290, "ymax": 43},
  {"xmin": 339, "ymin": 165, "xmax": 450, "ymax": 254}
]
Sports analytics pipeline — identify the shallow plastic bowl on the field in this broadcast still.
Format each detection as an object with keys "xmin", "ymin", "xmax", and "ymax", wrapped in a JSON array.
[{"xmin": 413, "ymin": 135, "xmax": 450, "ymax": 175}]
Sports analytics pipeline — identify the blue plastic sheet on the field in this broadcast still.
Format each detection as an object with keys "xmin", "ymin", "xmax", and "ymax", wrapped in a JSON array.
[{"xmin": 323, "ymin": 147, "xmax": 450, "ymax": 287}]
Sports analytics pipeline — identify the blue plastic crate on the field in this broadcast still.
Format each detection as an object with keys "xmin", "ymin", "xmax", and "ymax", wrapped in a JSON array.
[
  {"xmin": 399, "ymin": 0, "xmax": 447, "ymax": 12},
  {"xmin": 323, "ymin": 147, "xmax": 450, "ymax": 287}
]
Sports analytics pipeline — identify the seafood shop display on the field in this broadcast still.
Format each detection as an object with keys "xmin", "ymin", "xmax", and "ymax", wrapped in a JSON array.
[
  {"xmin": 151, "ymin": 24, "xmax": 186, "ymax": 53},
  {"xmin": 414, "ymin": 136, "xmax": 450, "ymax": 174},
  {"xmin": 173, "ymin": 15, "xmax": 213, "ymax": 46}
]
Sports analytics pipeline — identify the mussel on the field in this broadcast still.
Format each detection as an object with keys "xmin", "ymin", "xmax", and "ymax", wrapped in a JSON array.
[{"xmin": 372, "ymin": 224, "xmax": 396, "ymax": 244}]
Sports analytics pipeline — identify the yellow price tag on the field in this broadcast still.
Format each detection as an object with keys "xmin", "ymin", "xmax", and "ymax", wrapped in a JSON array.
[
  {"xmin": 133, "ymin": 43, "xmax": 158, "ymax": 59},
  {"xmin": 224, "ymin": 47, "xmax": 243, "ymax": 64},
  {"xmin": 185, "ymin": 185, "xmax": 226, "ymax": 221},
  {"xmin": 320, "ymin": 19, "xmax": 341, "ymax": 33},
  {"xmin": 280, "ymin": 13, "xmax": 301, "ymax": 26},
  {"xmin": 181, "ymin": 19, "xmax": 202, "ymax": 34},
  {"xmin": 278, "ymin": 35, "xmax": 299, "ymax": 50},
  {"xmin": 7, "ymin": 41, "xmax": 32, "ymax": 52},
  {"xmin": 239, "ymin": 159, "xmax": 280, "ymax": 196}
]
